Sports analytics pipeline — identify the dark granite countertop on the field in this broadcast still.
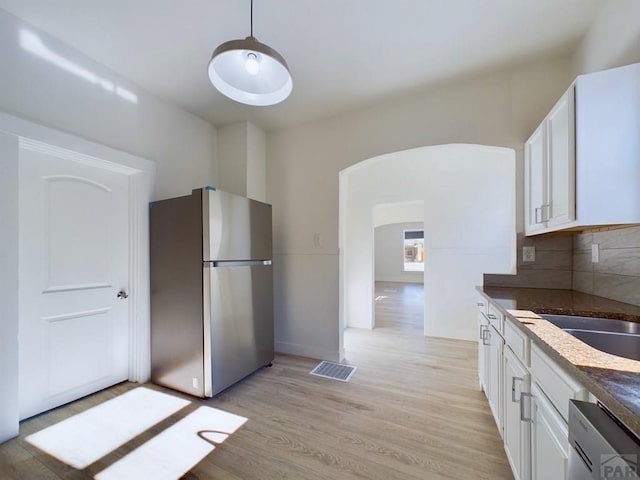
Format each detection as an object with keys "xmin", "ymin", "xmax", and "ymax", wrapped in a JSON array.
[
  {"xmin": 477, "ymin": 286, "xmax": 640, "ymax": 438},
  {"xmin": 480, "ymin": 286, "xmax": 640, "ymax": 322}
]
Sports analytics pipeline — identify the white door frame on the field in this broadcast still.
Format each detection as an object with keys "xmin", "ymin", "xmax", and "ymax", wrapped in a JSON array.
[{"xmin": 0, "ymin": 111, "xmax": 155, "ymax": 441}]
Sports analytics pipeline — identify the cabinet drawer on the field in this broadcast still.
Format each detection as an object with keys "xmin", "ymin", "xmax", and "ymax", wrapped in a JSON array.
[
  {"xmin": 530, "ymin": 344, "xmax": 587, "ymax": 422},
  {"xmin": 476, "ymin": 296, "xmax": 488, "ymax": 315},
  {"xmin": 487, "ymin": 302, "xmax": 503, "ymax": 333},
  {"xmin": 504, "ymin": 318, "xmax": 530, "ymax": 366}
]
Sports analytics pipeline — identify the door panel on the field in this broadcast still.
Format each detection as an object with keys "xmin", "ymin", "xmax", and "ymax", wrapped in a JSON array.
[
  {"xmin": 45, "ymin": 177, "xmax": 113, "ymax": 290},
  {"xmin": 47, "ymin": 309, "xmax": 112, "ymax": 395},
  {"xmin": 19, "ymin": 144, "xmax": 130, "ymax": 420}
]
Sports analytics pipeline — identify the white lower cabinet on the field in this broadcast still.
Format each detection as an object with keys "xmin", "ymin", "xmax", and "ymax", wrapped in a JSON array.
[
  {"xmin": 477, "ymin": 298, "xmax": 489, "ymax": 391},
  {"xmin": 530, "ymin": 343, "xmax": 587, "ymax": 422},
  {"xmin": 477, "ymin": 295, "xmax": 587, "ymax": 480},
  {"xmin": 488, "ymin": 324, "xmax": 504, "ymax": 433},
  {"xmin": 530, "ymin": 383, "xmax": 569, "ymax": 480},
  {"xmin": 503, "ymin": 346, "xmax": 531, "ymax": 480}
]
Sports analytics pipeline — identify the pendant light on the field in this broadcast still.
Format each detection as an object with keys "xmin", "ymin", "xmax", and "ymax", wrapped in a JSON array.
[{"xmin": 208, "ymin": 0, "xmax": 292, "ymax": 106}]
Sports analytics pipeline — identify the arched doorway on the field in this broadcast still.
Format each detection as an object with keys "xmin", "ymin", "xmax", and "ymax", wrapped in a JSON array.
[{"xmin": 338, "ymin": 144, "xmax": 516, "ymax": 357}]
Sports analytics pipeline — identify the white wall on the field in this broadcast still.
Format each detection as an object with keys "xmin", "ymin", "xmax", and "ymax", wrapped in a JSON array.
[
  {"xmin": 375, "ymin": 222, "xmax": 424, "ymax": 284},
  {"xmin": 267, "ymin": 0, "xmax": 639, "ymax": 359},
  {"xmin": 342, "ymin": 145, "xmax": 516, "ymax": 340},
  {"xmin": 247, "ymin": 122, "xmax": 267, "ymax": 203},
  {"xmin": 571, "ymin": 0, "xmax": 640, "ymax": 76},
  {"xmin": 267, "ymin": 58, "xmax": 572, "ymax": 360},
  {"xmin": 372, "ymin": 201, "xmax": 424, "ymax": 228},
  {"xmin": 218, "ymin": 122, "xmax": 248, "ymax": 196},
  {"xmin": 217, "ymin": 121, "xmax": 267, "ymax": 202},
  {"xmin": 0, "ymin": 9, "xmax": 218, "ymax": 201}
]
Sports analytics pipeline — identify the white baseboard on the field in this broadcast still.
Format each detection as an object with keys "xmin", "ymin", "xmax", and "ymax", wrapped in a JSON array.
[
  {"xmin": 375, "ymin": 276, "xmax": 423, "ymax": 284},
  {"xmin": 275, "ymin": 341, "xmax": 341, "ymax": 362}
]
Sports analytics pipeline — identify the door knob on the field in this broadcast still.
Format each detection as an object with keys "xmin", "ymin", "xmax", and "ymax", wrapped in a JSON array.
[{"xmin": 117, "ymin": 290, "xmax": 129, "ymax": 299}]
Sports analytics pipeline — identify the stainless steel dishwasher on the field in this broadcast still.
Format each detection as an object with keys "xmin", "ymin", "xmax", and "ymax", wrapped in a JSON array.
[{"xmin": 568, "ymin": 400, "xmax": 640, "ymax": 479}]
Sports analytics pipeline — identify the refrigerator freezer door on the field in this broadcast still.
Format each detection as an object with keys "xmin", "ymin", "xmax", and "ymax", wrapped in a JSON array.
[
  {"xmin": 204, "ymin": 262, "xmax": 274, "ymax": 396},
  {"xmin": 203, "ymin": 188, "xmax": 272, "ymax": 262}
]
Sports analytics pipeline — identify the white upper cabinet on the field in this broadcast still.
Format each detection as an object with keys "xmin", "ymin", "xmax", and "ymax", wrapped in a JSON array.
[
  {"xmin": 524, "ymin": 86, "xmax": 576, "ymax": 235},
  {"xmin": 546, "ymin": 89, "xmax": 576, "ymax": 229},
  {"xmin": 524, "ymin": 125, "xmax": 546, "ymax": 235},
  {"xmin": 524, "ymin": 62, "xmax": 640, "ymax": 236}
]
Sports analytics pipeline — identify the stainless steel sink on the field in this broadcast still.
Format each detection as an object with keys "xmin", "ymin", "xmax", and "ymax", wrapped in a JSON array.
[
  {"xmin": 564, "ymin": 329, "xmax": 640, "ymax": 361},
  {"xmin": 538, "ymin": 314, "xmax": 640, "ymax": 361}
]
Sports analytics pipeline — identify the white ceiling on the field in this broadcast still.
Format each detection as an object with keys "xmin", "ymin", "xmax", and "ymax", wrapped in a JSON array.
[{"xmin": 0, "ymin": 0, "xmax": 603, "ymax": 131}]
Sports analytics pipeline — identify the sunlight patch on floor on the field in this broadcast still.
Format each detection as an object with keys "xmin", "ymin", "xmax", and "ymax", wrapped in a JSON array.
[
  {"xmin": 95, "ymin": 406, "xmax": 248, "ymax": 480},
  {"xmin": 25, "ymin": 387, "xmax": 190, "ymax": 469}
]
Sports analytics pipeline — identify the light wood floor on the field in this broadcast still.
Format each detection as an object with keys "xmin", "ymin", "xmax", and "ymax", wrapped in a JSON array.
[
  {"xmin": 374, "ymin": 281, "xmax": 424, "ymax": 331},
  {"xmin": 0, "ymin": 282, "xmax": 513, "ymax": 479}
]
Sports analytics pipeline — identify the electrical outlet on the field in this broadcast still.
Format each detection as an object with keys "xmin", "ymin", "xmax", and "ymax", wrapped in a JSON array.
[
  {"xmin": 522, "ymin": 246, "xmax": 536, "ymax": 263},
  {"xmin": 192, "ymin": 377, "xmax": 199, "ymax": 389},
  {"xmin": 592, "ymin": 244, "xmax": 599, "ymax": 263}
]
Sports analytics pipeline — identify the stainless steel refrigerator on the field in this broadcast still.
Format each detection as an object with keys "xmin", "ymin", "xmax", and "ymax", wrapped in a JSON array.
[{"xmin": 149, "ymin": 187, "xmax": 274, "ymax": 397}]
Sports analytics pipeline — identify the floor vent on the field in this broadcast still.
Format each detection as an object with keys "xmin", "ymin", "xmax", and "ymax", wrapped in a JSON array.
[{"xmin": 310, "ymin": 361, "xmax": 357, "ymax": 382}]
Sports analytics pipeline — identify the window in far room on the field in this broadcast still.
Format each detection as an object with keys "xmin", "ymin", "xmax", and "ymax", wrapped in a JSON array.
[{"xmin": 403, "ymin": 229, "xmax": 424, "ymax": 272}]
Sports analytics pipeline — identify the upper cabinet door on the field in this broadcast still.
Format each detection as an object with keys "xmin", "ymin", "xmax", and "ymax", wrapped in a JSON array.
[
  {"xmin": 524, "ymin": 125, "xmax": 546, "ymax": 235},
  {"xmin": 524, "ymin": 62, "xmax": 640, "ymax": 236},
  {"xmin": 524, "ymin": 85, "xmax": 576, "ymax": 236},
  {"xmin": 546, "ymin": 88, "xmax": 576, "ymax": 229}
]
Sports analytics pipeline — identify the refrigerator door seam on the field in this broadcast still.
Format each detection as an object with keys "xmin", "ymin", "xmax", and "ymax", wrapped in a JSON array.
[{"xmin": 202, "ymin": 190, "xmax": 213, "ymax": 397}]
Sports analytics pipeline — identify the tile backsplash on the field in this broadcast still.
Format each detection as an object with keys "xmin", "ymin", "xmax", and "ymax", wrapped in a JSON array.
[
  {"xmin": 484, "ymin": 234, "xmax": 573, "ymax": 289},
  {"xmin": 484, "ymin": 225, "xmax": 640, "ymax": 308},
  {"xmin": 573, "ymin": 226, "xmax": 640, "ymax": 307}
]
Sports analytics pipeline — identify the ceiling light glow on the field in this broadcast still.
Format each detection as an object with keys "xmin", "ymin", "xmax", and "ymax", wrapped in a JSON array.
[{"xmin": 245, "ymin": 53, "xmax": 260, "ymax": 75}]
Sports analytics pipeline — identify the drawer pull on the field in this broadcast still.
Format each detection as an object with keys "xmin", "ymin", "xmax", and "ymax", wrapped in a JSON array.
[
  {"xmin": 520, "ymin": 392, "xmax": 534, "ymax": 423},
  {"xmin": 482, "ymin": 327, "xmax": 491, "ymax": 346},
  {"xmin": 511, "ymin": 376, "xmax": 523, "ymax": 403}
]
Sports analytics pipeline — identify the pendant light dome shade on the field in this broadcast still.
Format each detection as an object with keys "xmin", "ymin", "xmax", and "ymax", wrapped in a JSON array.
[{"xmin": 208, "ymin": 36, "xmax": 292, "ymax": 106}]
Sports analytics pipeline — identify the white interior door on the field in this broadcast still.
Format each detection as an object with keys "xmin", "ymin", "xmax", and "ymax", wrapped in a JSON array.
[{"xmin": 19, "ymin": 142, "xmax": 131, "ymax": 420}]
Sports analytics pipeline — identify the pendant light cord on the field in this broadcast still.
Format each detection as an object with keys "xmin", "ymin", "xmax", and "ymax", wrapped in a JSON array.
[{"xmin": 250, "ymin": 0, "xmax": 254, "ymax": 37}]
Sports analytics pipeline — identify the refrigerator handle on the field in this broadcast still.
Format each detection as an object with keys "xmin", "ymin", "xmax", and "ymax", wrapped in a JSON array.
[{"xmin": 205, "ymin": 260, "xmax": 272, "ymax": 268}]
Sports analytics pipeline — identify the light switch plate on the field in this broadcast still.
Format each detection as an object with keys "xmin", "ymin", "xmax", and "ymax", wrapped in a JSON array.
[
  {"xmin": 523, "ymin": 246, "xmax": 535, "ymax": 263},
  {"xmin": 592, "ymin": 244, "xmax": 599, "ymax": 263}
]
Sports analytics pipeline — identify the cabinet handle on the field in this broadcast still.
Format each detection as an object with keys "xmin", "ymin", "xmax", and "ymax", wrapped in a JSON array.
[
  {"xmin": 520, "ymin": 392, "xmax": 533, "ymax": 423},
  {"xmin": 482, "ymin": 328, "xmax": 491, "ymax": 346},
  {"xmin": 511, "ymin": 376, "xmax": 523, "ymax": 403},
  {"xmin": 487, "ymin": 313, "xmax": 497, "ymax": 320},
  {"xmin": 542, "ymin": 203, "xmax": 551, "ymax": 222},
  {"xmin": 535, "ymin": 207, "xmax": 543, "ymax": 224},
  {"xmin": 477, "ymin": 302, "xmax": 485, "ymax": 307}
]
